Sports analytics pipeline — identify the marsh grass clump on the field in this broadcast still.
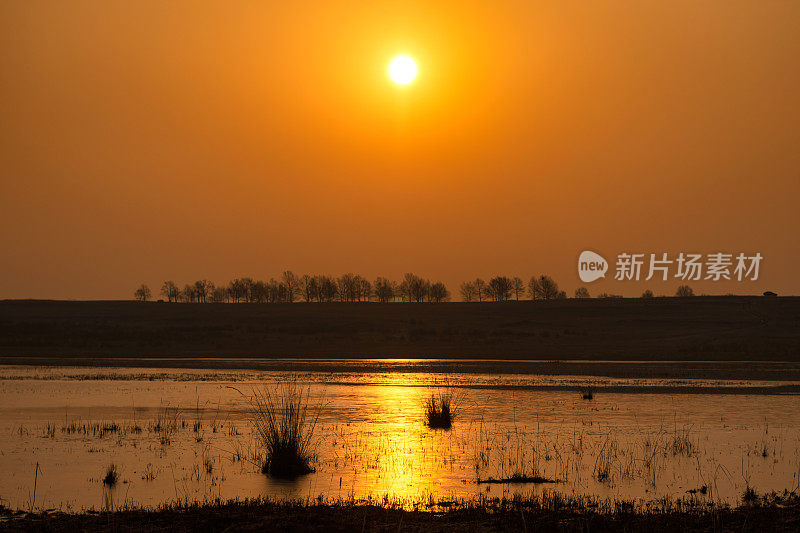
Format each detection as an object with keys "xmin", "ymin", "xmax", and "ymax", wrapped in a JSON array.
[
  {"xmin": 245, "ymin": 384, "xmax": 320, "ymax": 478},
  {"xmin": 671, "ymin": 425, "xmax": 696, "ymax": 456},
  {"xmin": 141, "ymin": 463, "xmax": 155, "ymax": 481},
  {"xmin": 424, "ymin": 391, "xmax": 455, "ymax": 429},
  {"xmin": 103, "ymin": 464, "xmax": 118, "ymax": 486},
  {"xmin": 742, "ymin": 486, "xmax": 759, "ymax": 505},
  {"xmin": 477, "ymin": 472, "xmax": 556, "ymax": 484}
]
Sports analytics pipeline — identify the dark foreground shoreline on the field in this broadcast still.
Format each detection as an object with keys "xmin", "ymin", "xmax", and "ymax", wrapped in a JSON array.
[
  {"xmin": 1, "ymin": 297, "xmax": 799, "ymax": 361},
  {"xmin": 3, "ymin": 494, "xmax": 799, "ymax": 532}
]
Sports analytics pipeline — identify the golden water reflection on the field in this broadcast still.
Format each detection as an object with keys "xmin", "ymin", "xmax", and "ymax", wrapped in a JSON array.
[{"xmin": 1, "ymin": 368, "xmax": 799, "ymax": 511}]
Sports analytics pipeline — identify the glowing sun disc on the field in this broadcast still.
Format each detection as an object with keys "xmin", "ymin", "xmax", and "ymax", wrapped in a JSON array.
[{"xmin": 388, "ymin": 55, "xmax": 417, "ymax": 85}]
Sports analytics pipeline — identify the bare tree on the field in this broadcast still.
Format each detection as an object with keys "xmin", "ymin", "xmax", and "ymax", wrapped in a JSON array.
[
  {"xmin": 193, "ymin": 279, "xmax": 214, "ymax": 303},
  {"xmin": 528, "ymin": 275, "xmax": 560, "ymax": 300},
  {"xmin": 675, "ymin": 285, "xmax": 694, "ymax": 297},
  {"xmin": 281, "ymin": 271, "xmax": 300, "ymax": 302},
  {"xmin": 357, "ymin": 276, "xmax": 372, "ymax": 302},
  {"xmin": 473, "ymin": 278, "xmax": 487, "ymax": 302},
  {"xmin": 400, "ymin": 273, "xmax": 429, "ymax": 302},
  {"xmin": 134, "ymin": 284, "xmax": 151, "ymax": 302},
  {"xmin": 459, "ymin": 281, "xmax": 476, "ymax": 302},
  {"xmin": 227, "ymin": 279, "xmax": 248, "ymax": 303},
  {"xmin": 374, "ymin": 277, "xmax": 394, "ymax": 303},
  {"xmin": 336, "ymin": 273, "xmax": 360, "ymax": 302},
  {"xmin": 241, "ymin": 277, "xmax": 256, "ymax": 302},
  {"xmin": 574, "ymin": 287, "xmax": 590, "ymax": 299},
  {"xmin": 398, "ymin": 276, "xmax": 411, "ymax": 302},
  {"xmin": 511, "ymin": 277, "xmax": 525, "ymax": 300},
  {"xmin": 210, "ymin": 286, "xmax": 228, "ymax": 303},
  {"xmin": 181, "ymin": 284, "xmax": 195, "ymax": 302},
  {"xmin": 160, "ymin": 281, "xmax": 180, "ymax": 302},
  {"xmin": 317, "ymin": 275, "xmax": 338, "ymax": 302},
  {"xmin": 300, "ymin": 275, "xmax": 316, "ymax": 302},
  {"xmin": 266, "ymin": 279, "xmax": 283, "ymax": 302},
  {"xmin": 487, "ymin": 276, "xmax": 513, "ymax": 301},
  {"xmin": 248, "ymin": 280, "xmax": 267, "ymax": 303},
  {"xmin": 428, "ymin": 281, "xmax": 450, "ymax": 302}
]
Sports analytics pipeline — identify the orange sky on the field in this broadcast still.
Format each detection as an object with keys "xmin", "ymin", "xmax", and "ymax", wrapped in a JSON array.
[{"xmin": 1, "ymin": 1, "xmax": 798, "ymax": 299}]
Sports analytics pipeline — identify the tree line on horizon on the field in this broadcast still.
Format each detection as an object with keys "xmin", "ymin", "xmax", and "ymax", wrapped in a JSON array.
[
  {"xmin": 132, "ymin": 272, "xmax": 698, "ymax": 303},
  {"xmin": 134, "ymin": 272, "xmax": 449, "ymax": 304}
]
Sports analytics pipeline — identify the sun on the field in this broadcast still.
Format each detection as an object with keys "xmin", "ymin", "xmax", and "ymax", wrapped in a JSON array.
[{"xmin": 388, "ymin": 55, "xmax": 417, "ymax": 85}]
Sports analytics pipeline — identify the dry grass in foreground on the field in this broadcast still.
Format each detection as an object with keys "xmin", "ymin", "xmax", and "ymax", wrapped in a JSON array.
[{"xmin": 3, "ymin": 491, "xmax": 799, "ymax": 532}]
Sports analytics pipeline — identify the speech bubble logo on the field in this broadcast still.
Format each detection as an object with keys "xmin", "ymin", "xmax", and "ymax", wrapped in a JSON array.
[{"xmin": 578, "ymin": 251, "xmax": 608, "ymax": 283}]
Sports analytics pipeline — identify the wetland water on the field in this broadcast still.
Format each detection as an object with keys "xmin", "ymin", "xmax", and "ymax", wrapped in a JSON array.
[{"xmin": 1, "ymin": 361, "xmax": 799, "ymax": 511}]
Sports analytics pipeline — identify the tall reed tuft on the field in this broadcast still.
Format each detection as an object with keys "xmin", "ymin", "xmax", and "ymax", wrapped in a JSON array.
[
  {"xmin": 103, "ymin": 464, "xmax": 118, "ymax": 486},
  {"xmin": 247, "ymin": 383, "xmax": 320, "ymax": 477},
  {"xmin": 424, "ymin": 391, "xmax": 455, "ymax": 429}
]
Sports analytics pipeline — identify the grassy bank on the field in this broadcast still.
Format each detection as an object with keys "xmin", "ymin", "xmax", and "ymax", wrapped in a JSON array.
[
  {"xmin": 0, "ymin": 297, "xmax": 798, "ymax": 360},
  {"xmin": 2, "ymin": 493, "xmax": 799, "ymax": 532}
]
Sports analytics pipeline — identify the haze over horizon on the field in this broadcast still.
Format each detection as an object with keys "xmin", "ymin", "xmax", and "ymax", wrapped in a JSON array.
[{"xmin": 1, "ymin": 1, "xmax": 798, "ymax": 299}]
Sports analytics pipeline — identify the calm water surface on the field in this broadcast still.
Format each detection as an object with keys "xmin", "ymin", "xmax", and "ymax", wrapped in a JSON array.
[{"xmin": 1, "ymin": 362, "xmax": 799, "ymax": 511}]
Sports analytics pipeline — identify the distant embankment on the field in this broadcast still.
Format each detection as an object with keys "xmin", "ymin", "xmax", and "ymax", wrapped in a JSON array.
[{"xmin": 0, "ymin": 297, "xmax": 798, "ymax": 361}]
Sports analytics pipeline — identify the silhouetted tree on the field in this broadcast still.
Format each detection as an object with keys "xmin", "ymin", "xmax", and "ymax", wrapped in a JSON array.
[
  {"xmin": 400, "ymin": 273, "xmax": 429, "ymax": 302},
  {"xmin": 459, "ymin": 281, "xmax": 476, "ymax": 302},
  {"xmin": 511, "ymin": 277, "xmax": 525, "ymax": 300},
  {"xmin": 373, "ymin": 277, "xmax": 394, "ymax": 303},
  {"xmin": 227, "ymin": 279, "xmax": 247, "ymax": 303},
  {"xmin": 473, "ymin": 278, "xmax": 487, "ymax": 302},
  {"xmin": 248, "ymin": 280, "xmax": 266, "ymax": 303},
  {"xmin": 193, "ymin": 279, "xmax": 214, "ymax": 303},
  {"xmin": 181, "ymin": 284, "xmax": 195, "ymax": 302},
  {"xmin": 357, "ymin": 276, "xmax": 372, "ymax": 302},
  {"xmin": 337, "ymin": 273, "xmax": 360, "ymax": 302},
  {"xmin": 266, "ymin": 278, "xmax": 285, "ymax": 302},
  {"xmin": 134, "ymin": 284, "xmax": 151, "ymax": 302},
  {"xmin": 210, "ymin": 286, "xmax": 228, "ymax": 303},
  {"xmin": 317, "ymin": 275, "xmax": 338, "ymax": 302},
  {"xmin": 300, "ymin": 275, "xmax": 316, "ymax": 302},
  {"xmin": 487, "ymin": 276, "xmax": 513, "ymax": 301},
  {"xmin": 281, "ymin": 271, "xmax": 300, "ymax": 302},
  {"xmin": 574, "ymin": 287, "xmax": 590, "ymax": 299},
  {"xmin": 675, "ymin": 285, "xmax": 694, "ymax": 297},
  {"xmin": 241, "ymin": 278, "xmax": 256, "ymax": 302},
  {"xmin": 160, "ymin": 281, "xmax": 180, "ymax": 302},
  {"xmin": 641, "ymin": 289, "xmax": 654, "ymax": 298},
  {"xmin": 428, "ymin": 282, "xmax": 450, "ymax": 303},
  {"xmin": 528, "ymin": 275, "xmax": 560, "ymax": 300}
]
